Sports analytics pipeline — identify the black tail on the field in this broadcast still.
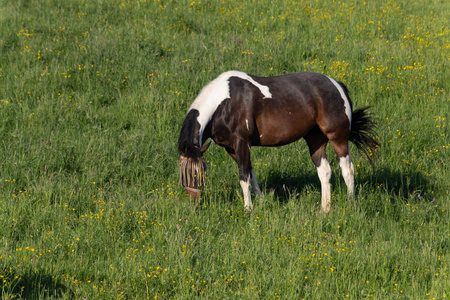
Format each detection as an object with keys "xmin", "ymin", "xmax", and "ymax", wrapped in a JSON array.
[{"xmin": 350, "ymin": 107, "xmax": 379, "ymax": 166}]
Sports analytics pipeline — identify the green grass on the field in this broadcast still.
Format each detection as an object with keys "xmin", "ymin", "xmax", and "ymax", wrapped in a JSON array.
[{"xmin": 0, "ymin": 0, "xmax": 449, "ymax": 298}]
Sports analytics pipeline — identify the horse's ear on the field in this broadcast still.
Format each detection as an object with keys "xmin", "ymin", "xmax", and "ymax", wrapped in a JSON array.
[{"xmin": 200, "ymin": 141, "xmax": 211, "ymax": 154}]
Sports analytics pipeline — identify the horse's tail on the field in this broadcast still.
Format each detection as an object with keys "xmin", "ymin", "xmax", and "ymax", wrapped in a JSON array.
[{"xmin": 349, "ymin": 107, "xmax": 379, "ymax": 166}]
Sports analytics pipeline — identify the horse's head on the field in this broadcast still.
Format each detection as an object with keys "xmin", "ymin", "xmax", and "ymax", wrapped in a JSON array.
[{"xmin": 179, "ymin": 142, "xmax": 211, "ymax": 199}]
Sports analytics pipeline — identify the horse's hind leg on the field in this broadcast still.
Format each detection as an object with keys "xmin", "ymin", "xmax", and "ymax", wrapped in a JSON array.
[
  {"xmin": 330, "ymin": 140, "xmax": 355, "ymax": 205},
  {"xmin": 305, "ymin": 129, "xmax": 332, "ymax": 212}
]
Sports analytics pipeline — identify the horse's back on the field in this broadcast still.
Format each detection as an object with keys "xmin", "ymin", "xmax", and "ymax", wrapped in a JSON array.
[
  {"xmin": 241, "ymin": 72, "xmax": 351, "ymax": 146},
  {"xmin": 208, "ymin": 71, "xmax": 352, "ymax": 147}
]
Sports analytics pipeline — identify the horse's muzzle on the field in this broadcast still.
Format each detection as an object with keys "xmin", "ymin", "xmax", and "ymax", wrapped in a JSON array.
[{"xmin": 184, "ymin": 186, "xmax": 202, "ymax": 199}]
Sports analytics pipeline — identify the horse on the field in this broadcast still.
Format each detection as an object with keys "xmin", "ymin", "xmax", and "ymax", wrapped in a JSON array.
[{"xmin": 178, "ymin": 71, "xmax": 378, "ymax": 212}]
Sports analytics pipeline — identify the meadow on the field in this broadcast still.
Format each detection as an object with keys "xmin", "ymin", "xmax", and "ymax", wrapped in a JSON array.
[{"xmin": 0, "ymin": 0, "xmax": 449, "ymax": 298}]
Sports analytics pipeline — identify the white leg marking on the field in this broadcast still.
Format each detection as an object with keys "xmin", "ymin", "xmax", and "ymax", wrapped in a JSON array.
[
  {"xmin": 250, "ymin": 169, "xmax": 262, "ymax": 197},
  {"xmin": 339, "ymin": 155, "xmax": 355, "ymax": 203},
  {"xmin": 327, "ymin": 76, "xmax": 352, "ymax": 129},
  {"xmin": 240, "ymin": 178, "xmax": 253, "ymax": 210},
  {"xmin": 317, "ymin": 157, "xmax": 332, "ymax": 213}
]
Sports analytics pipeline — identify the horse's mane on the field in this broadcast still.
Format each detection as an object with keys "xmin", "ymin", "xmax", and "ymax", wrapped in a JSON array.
[
  {"xmin": 178, "ymin": 109, "xmax": 202, "ymax": 158},
  {"xmin": 178, "ymin": 109, "xmax": 208, "ymax": 187}
]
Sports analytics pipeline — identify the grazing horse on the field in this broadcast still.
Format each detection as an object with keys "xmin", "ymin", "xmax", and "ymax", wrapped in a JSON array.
[{"xmin": 178, "ymin": 71, "xmax": 378, "ymax": 212}]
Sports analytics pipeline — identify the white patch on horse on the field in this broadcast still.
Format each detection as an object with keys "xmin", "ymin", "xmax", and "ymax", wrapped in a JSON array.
[
  {"xmin": 189, "ymin": 71, "xmax": 271, "ymax": 145},
  {"xmin": 317, "ymin": 157, "xmax": 332, "ymax": 212},
  {"xmin": 240, "ymin": 177, "xmax": 253, "ymax": 210},
  {"xmin": 327, "ymin": 76, "xmax": 352, "ymax": 129},
  {"xmin": 339, "ymin": 154, "xmax": 355, "ymax": 197},
  {"xmin": 246, "ymin": 119, "xmax": 249, "ymax": 130},
  {"xmin": 239, "ymin": 73, "xmax": 272, "ymax": 99}
]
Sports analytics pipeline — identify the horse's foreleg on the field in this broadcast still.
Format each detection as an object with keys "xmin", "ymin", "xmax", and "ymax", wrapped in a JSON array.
[
  {"xmin": 227, "ymin": 142, "xmax": 254, "ymax": 210},
  {"xmin": 236, "ymin": 142, "xmax": 254, "ymax": 210},
  {"xmin": 250, "ymin": 168, "xmax": 262, "ymax": 198},
  {"xmin": 240, "ymin": 176, "xmax": 252, "ymax": 210},
  {"xmin": 241, "ymin": 167, "xmax": 263, "ymax": 210}
]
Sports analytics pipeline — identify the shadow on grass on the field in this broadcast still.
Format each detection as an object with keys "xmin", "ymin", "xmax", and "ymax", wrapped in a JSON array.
[
  {"xmin": 262, "ymin": 170, "xmax": 319, "ymax": 204},
  {"xmin": 358, "ymin": 167, "xmax": 436, "ymax": 201},
  {"xmin": 1, "ymin": 267, "xmax": 73, "ymax": 299},
  {"xmin": 263, "ymin": 167, "xmax": 435, "ymax": 204}
]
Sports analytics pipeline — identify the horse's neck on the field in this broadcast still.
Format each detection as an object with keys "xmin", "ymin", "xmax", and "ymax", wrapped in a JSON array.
[{"xmin": 199, "ymin": 120, "xmax": 213, "ymax": 146}]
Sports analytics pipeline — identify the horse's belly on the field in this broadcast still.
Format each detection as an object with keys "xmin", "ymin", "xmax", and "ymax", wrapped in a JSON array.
[{"xmin": 255, "ymin": 114, "xmax": 314, "ymax": 146}]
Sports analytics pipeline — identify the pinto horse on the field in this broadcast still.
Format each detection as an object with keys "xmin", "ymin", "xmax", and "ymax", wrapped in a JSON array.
[{"xmin": 178, "ymin": 71, "xmax": 378, "ymax": 212}]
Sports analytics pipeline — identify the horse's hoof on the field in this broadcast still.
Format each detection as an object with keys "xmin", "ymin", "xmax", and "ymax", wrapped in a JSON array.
[{"xmin": 321, "ymin": 205, "xmax": 331, "ymax": 213}]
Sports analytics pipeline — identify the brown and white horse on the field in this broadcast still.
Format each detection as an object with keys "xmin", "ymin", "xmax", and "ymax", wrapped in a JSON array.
[{"xmin": 178, "ymin": 71, "xmax": 378, "ymax": 212}]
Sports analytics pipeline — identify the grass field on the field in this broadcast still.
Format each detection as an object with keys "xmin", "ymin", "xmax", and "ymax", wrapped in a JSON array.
[{"xmin": 0, "ymin": 0, "xmax": 449, "ymax": 298}]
